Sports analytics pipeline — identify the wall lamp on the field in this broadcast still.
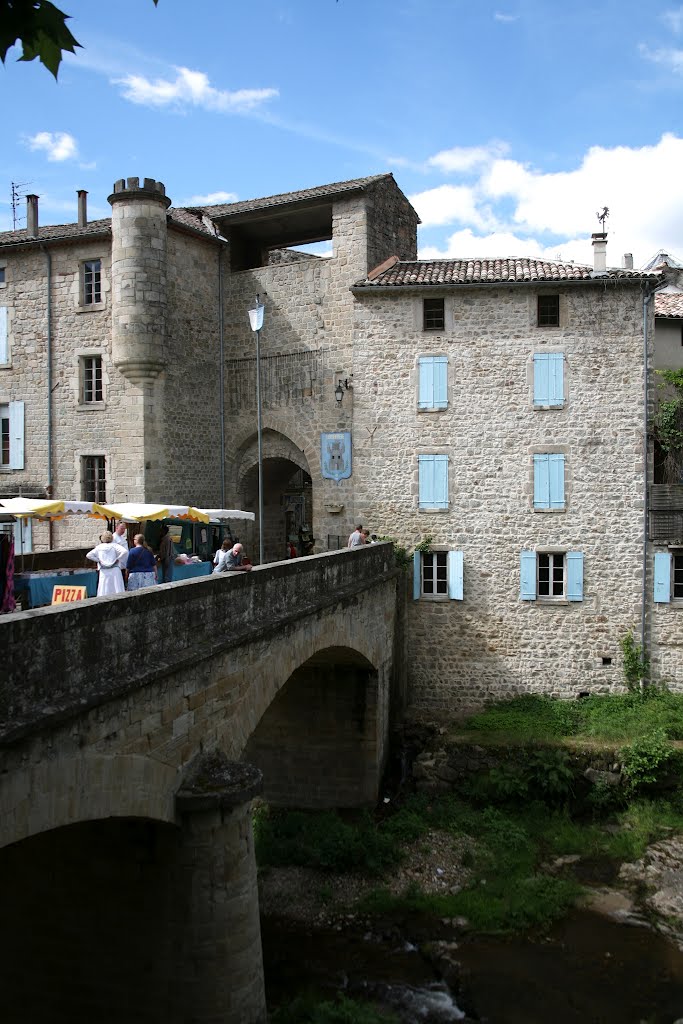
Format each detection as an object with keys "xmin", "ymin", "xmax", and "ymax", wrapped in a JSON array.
[{"xmin": 334, "ymin": 378, "xmax": 352, "ymax": 405}]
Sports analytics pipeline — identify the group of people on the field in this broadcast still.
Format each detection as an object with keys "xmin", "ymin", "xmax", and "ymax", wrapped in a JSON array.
[
  {"xmin": 85, "ymin": 522, "xmax": 179, "ymax": 597},
  {"xmin": 347, "ymin": 524, "xmax": 375, "ymax": 548},
  {"xmin": 212, "ymin": 539, "xmax": 252, "ymax": 573}
]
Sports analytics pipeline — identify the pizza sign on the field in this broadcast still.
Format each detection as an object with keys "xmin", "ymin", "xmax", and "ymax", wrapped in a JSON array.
[{"xmin": 51, "ymin": 585, "xmax": 87, "ymax": 604}]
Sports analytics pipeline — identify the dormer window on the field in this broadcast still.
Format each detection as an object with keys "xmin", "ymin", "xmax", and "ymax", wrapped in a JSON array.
[
  {"xmin": 537, "ymin": 295, "xmax": 560, "ymax": 327},
  {"xmin": 423, "ymin": 297, "xmax": 445, "ymax": 331}
]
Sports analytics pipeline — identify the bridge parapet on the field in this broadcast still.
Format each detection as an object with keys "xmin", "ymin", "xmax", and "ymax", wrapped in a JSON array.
[{"xmin": 1, "ymin": 544, "xmax": 398, "ymax": 746}]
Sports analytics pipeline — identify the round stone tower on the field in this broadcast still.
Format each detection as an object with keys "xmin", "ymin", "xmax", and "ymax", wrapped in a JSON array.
[{"xmin": 108, "ymin": 177, "xmax": 171, "ymax": 385}]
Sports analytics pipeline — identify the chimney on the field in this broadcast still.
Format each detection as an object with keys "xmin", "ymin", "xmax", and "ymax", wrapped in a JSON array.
[
  {"xmin": 26, "ymin": 194, "xmax": 39, "ymax": 237},
  {"xmin": 623, "ymin": 253, "xmax": 633, "ymax": 270},
  {"xmin": 591, "ymin": 232, "xmax": 607, "ymax": 274},
  {"xmin": 77, "ymin": 189, "xmax": 88, "ymax": 228}
]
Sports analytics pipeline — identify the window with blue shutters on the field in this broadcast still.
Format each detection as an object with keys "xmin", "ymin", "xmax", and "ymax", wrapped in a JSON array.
[
  {"xmin": 520, "ymin": 549, "xmax": 583, "ymax": 601},
  {"xmin": 654, "ymin": 551, "xmax": 672, "ymax": 603},
  {"xmin": 533, "ymin": 453, "xmax": 565, "ymax": 510},
  {"xmin": 418, "ymin": 454, "xmax": 449, "ymax": 509},
  {"xmin": 533, "ymin": 353, "xmax": 564, "ymax": 407},
  {"xmin": 418, "ymin": 356, "xmax": 448, "ymax": 410},
  {"xmin": 413, "ymin": 549, "xmax": 463, "ymax": 599}
]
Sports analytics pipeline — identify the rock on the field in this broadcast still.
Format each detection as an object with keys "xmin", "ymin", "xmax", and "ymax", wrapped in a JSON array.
[{"xmin": 584, "ymin": 767, "xmax": 622, "ymax": 787}]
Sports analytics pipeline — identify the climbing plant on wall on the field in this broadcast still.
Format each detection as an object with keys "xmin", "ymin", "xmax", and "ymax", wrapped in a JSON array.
[{"xmin": 653, "ymin": 369, "xmax": 683, "ymax": 483}]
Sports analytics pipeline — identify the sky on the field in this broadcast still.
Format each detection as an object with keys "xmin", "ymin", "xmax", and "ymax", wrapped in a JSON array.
[{"xmin": 1, "ymin": 0, "xmax": 683, "ymax": 268}]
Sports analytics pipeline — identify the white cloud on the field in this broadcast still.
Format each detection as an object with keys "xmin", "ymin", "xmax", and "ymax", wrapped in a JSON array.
[
  {"xmin": 662, "ymin": 7, "xmax": 683, "ymax": 33},
  {"xmin": 26, "ymin": 131, "xmax": 78, "ymax": 162},
  {"xmin": 114, "ymin": 66, "xmax": 278, "ymax": 113},
  {"xmin": 640, "ymin": 43, "xmax": 683, "ymax": 74},
  {"xmin": 427, "ymin": 141, "xmax": 509, "ymax": 174},
  {"xmin": 187, "ymin": 190, "xmax": 238, "ymax": 205},
  {"xmin": 494, "ymin": 11, "xmax": 519, "ymax": 22},
  {"xmin": 414, "ymin": 133, "xmax": 683, "ymax": 268}
]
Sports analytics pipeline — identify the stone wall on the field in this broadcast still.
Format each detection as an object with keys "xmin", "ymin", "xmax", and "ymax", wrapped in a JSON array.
[{"xmin": 351, "ymin": 283, "xmax": 653, "ymax": 708}]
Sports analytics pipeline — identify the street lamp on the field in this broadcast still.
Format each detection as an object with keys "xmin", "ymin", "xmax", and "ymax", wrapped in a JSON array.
[{"xmin": 248, "ymin": 295, "xmax": 265, "ymax": 565}]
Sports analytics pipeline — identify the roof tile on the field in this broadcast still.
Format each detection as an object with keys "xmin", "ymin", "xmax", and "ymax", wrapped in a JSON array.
[
  {"xmin": 656, "ymin": 292, "xmax": 683, "ymax": 318},
  {"xmin": 354, "ymin": 258, "xmax": 660, "ymax": 287}
]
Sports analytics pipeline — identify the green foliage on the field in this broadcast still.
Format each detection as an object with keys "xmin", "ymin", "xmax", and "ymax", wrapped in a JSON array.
[
  {"xmin": 414, "ymin": 535, "xmax": 433, "ymax": 554},
  {"xmin": 254, "ymin": 807, "xmax": 402, "ymax": 877},
  {"xmin": 271, "ymin": 993, "xmax": 398, "ymax": 1024},
  {"xmin": 463, "ymin": 694, "xmax": 581, "ymax": 740},
  {"xmin": 620, "ymin": 630, "xmax": 649, "ymax": 692},
  {"xmin": 525, "ymin": 748, "xmax": 575, "ymax": 805},
  {"xmin": 654, "ymin": 369, "xmax": 683, "ymax": 454},
  {"xmin": 0, "ymin": 0, "xmax": 158, "ymax": 77},
  {"xmin": 619, "ymin": 729, "xmax": 676, "ymax": 793},
  {"xmin": 377, "ymin": 534, "xmax": 432, "ymax": 573}
]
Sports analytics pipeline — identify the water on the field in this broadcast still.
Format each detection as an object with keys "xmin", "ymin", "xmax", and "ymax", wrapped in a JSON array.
[{"xmin": 262, "ymin": 909, "xmax": 683, "ymax": 1022}]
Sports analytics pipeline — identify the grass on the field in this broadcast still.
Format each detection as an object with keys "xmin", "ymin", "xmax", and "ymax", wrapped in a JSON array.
[
  {"xmin": 270, "ymin": 993, "xmax": 398, "ymax": 1024},
  {"xmin": 461, "ymin": 691, "xmax": 683, "ymax": 744}
]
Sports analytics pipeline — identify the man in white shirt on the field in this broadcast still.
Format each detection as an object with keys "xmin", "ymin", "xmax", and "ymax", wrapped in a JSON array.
[
  {"xmin": 112, "ymin": 522, "xmax": 129, "ymax": 551},
  {"xmin": 348, "ymin": 524, "xmax": 364, "ymax": 548}
]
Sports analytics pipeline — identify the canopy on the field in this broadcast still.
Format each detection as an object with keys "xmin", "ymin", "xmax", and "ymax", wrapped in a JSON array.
[
  {"xmin": 197, "ymin": 508, "xmax": 255, "ymax": 522},
  {"xmin": 93, "ymin": 502, "xmax": 210, "ymax": 524},
  {"xmin": 0, "ymin": 498, "xmax": 65, "ymax": 518}
]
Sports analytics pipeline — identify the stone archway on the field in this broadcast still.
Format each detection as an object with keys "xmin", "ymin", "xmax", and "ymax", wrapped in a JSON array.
[{"xmin": 237, "ymin": 428, "xmax": 314, "ymax": 564}]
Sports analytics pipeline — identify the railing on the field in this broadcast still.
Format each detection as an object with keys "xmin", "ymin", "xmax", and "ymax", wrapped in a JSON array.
[{"xmin": 650, "ymin": 485, "xmax": 683, "ymax": 542}]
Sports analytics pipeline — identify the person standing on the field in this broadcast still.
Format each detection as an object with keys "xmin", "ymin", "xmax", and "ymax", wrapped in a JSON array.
[
  {"xmin": 213, "ymin": 538, "xmax": 232, "ymax": 573},
  {"xmin": 158, "ymin": 525, "xmax": 176, "ymax": 583},
  {"xmin": 348, "ymin": 524, "xmax": 364, "ymax": 548},
  {"xmin": 86, "ymin": 531, "xmax": 128, "ymax": 597},
  {"xmin": 126, "ymin": 534, "xmax": 158, "ymax": 591},
  {"xmin": 112, "ymin": 521, "xmax": 129, "ymax": 552}
]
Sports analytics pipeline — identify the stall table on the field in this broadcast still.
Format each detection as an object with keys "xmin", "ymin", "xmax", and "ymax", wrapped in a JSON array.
[
  {"xmin": 14, "ymin": 569, "xmax": 98, "ymax": 608},
  {"xmin": 160, "ymin": 561, "xmax": 213, "ymax": 584}
]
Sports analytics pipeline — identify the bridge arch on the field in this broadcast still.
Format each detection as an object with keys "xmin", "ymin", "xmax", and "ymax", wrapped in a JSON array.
[{"xmin": 243, "ymin": 644, "xmax": 384, "ymax": 808}]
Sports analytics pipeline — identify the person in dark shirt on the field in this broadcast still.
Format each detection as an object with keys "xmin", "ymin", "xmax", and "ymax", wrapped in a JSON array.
[{"xmin": 126, "ymin": 534, "xmax": 158, "ymax": 591}]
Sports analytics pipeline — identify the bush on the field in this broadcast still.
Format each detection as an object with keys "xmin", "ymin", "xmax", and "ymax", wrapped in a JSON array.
[
  {"xmin": 271, "ymin": 993, "xmax": 398, "ymax": 1024},
  {"xmin": 619, "ymin": 730, "xmax": 676, "ymax": 793}
]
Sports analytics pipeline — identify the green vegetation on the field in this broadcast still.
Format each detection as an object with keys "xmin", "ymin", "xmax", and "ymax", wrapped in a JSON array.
[
  {"xmin": 377, "ymin": 534, "xmax": 432, "ymax": 574},
  {"xmin": 620, "ymin": 631, "xmax": 649, "ymax": 692},
  {"xmin": 271, "ymin": 993, "xmax": 398, "ymax": 1024},
  {"xmin": 620, "ymin": 730, "xmax": 677, "ymax": 793},
  {"xmin": 462, "ymin": 691, "xmax": 683, "ymax": 743}
]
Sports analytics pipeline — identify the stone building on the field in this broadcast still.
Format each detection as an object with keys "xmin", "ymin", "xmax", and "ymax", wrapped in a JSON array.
[{"xmin": 1, "ymin": 172, "xmax": 682, "ymax": 705}]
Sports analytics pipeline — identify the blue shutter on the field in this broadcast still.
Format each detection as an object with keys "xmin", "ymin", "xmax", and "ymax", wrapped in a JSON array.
[
  {"xmin": 9, "ymin": 400, "xmax": 24, "ymax": 470},
  {"xmin": 419, "ymin": 455, "xmax": 448, "ymax": 509},
  {"xmin": 534, "ymin": 353, "xmax": 564, "ymax": 406},
  {"xmin": 418, "ymin": 358, "xmax": 434, "ymax": 409},
  {"xmin": 549, "ymin": 353, "xmax": 564, "ymax": 405},
  {"xmin": 654, "ymin": 552, "xmax": 671, "ymax": 603},
  {"xmin": 413, "ymin": 551, "xmax": 421, "ymax": 600},
  {"xmin": 0, "ymin": 307, "xmax": 7, "ymax": 364},
  {"xmin": 549, "ymin": 454, "xmax": 565, "ymax": 509},
  {"xmin": 566, "ymin": 551, "xmax": 584, "ymax": 601},
  {"xmin": 418, "ymin": 357, "xmax": 448, "ymax": 410},
  {"xmin": 533, "ymin": 354, "xmax": 550, "ymax": 405},
  {"xmin": 448, "ymin": 550, "xmax": 463, "ymax": 600},
  {"xmin": 520, "ymin": 551, "xmax": 537, "ymax": 600},
  {"xmin": 533, "ymin": 454, "xmax": 550, "ymax": 509}
]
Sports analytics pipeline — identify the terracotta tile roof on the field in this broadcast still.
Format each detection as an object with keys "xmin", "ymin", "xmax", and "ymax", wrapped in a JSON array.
[
  {"xmin": 656, "ymin": 292, "xmax": 683, "ymax": 318},
  {"xmin": 0, "ymin": 218, "xmax": 111, "ymax": 248},
  {"xmin": 354, "ymin": 258, "xmax": 661, "ymax": 288},
  {"xmin": 191, "ymin": 173, "xmax": 394, "ymax": 218}
]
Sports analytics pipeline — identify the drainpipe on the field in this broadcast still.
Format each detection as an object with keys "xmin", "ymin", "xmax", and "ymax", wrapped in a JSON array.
[
  {"xmin": 218, "ymin": 247, "xmax": 225, "ymax": 507},
  {"xmin": 641, "ymin": 282, "xmax": 664, "ymax": 675},
  {"xmin": 40, "ymin": 243, "xmax": 54, "ymax": 547}
]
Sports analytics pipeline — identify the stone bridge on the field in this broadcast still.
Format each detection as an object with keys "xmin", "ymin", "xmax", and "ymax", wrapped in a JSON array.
[{"xmin": 0, "ymin": 544, "xmax": 403, "ymax": 1024}]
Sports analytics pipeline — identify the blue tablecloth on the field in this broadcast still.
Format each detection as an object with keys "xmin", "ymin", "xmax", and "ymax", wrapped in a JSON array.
[
  {"xmin": 160, "ymin": 561, "xmax": 212, "ymax": 583},
  {"xmin": 14, "ymin": 569, "xmax": 98, "ymax": 608}
]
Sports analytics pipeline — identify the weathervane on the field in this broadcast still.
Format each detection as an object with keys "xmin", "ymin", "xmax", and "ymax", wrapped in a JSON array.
[{"xmin": 596, "ymin": 206, "xmax": 609, "ymax": 231}]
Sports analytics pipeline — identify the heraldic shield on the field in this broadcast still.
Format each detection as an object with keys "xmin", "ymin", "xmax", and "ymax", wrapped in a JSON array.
[{"xmin": 321, "ymin": 432, "xmax": 352, "ymax": 481}]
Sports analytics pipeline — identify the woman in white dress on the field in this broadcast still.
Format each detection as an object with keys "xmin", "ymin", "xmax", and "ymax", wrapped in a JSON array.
[{"xmin": 86, "ymin": 530, "xmax": 128, "ymax": 596}]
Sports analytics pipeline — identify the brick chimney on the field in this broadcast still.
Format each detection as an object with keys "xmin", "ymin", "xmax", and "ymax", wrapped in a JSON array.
[
  {"xmin": 26, "ymin": 194, "xmax": 39, "ymax": 237},
  {"xmin": 77, "ymin": 189, "xmax": 88, "ymax": 228},
  {"xmin": 591, "ymin": 232, "xmax": 607, "ymax": 273}
]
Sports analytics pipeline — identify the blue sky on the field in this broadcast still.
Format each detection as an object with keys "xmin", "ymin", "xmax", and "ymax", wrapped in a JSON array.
[{"xmin": 2, "ymin": 0, "xmax": 683, "ymax": 266}]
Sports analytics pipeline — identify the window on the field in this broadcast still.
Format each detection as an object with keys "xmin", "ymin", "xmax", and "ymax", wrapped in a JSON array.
[
  {"xmin": 81, "ymin": 355, "xmax": 103, "ymax": 403},
  {"xmin": 82, "ymin": 259, "xmax": 102, "ymax": 305},
  {"xmin": 533, "ymin": 353, "xmax": 564, "ymax": 407},
  {"xmin": 413, "ymin": 549, "xmax": 463, "ymax": 600},
  {"xmin": 82, "ymin": 455, "xmax": 106, "ymax": 501},
  {"xmin": 520, "ymin": 550, "xmax": 583, "ymax": 601},
  {"xmin": 0, "ymin": 267, "xmax": 5, "ymax": 285},
  {"xmin": 537, "ymin": 295, "xmax": 560, "ymax": 327},
  {"xmin": 423, "ymin": 297, "xmax": 445, "ymax": 331},
  {"xmin": 533, "ymin": 453, "xmax": 565, "ymax": 510},
  {"xmin": 0, "ymin": 400, "xmax": 24, "ymax": 469},
  {"xmin": 418, "ymin": 454, "xmax": 449, "ymax": 509},
  {"xmin": 418, "ymin": 356, "xmax": 448, "ymax": 410},
  {"xmin": 0, "ymin": 306, "xmax": 7, "ymax": 364},
  {"xmin": 654, "ymin": 551, "xmax": 683, "ymax": 602}
]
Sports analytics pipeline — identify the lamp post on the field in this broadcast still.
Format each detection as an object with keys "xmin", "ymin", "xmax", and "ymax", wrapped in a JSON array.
[{"xmin": 248, "ymin": 295, "xmax": 265, "ymax": 565}]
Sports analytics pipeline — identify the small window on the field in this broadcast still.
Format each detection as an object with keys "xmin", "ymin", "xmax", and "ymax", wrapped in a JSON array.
[
  {"xmin": 81, "ymin": 355, "xmax": 103, "ymax": 403},
  {"xmin": 418, "ymin": 356, "xmax": 448, "ymax": 410},
  {"xmin": 423, "ymin": 297, "xmax": 445, "ymax": 331},
  {"xmin": 82, "ymin": 259, "xmax": 102, "ymax": 305},
  {"xmin": 533, "ymin": 353, "xmax": 564, "ymax": 407},
  {"xmin": 82, "ymin": 455, "xmax": 106, "ymax": 502},
  {"xmin": 674, "ymin": 553, "xmax": 683, "ymax": 599},
  {"xmin": 537, "ymin": 294, "xmax": 560, "ymax": 327},
  {"xmin": 413, "ymin": 549, "xmax": 463, "ymax": 600},
  {"xmin": 418, "ymin": 454, "xmax": 449, "ymax": 509},
  {"xmin": 0, "ymin": 406, "xmax": 9, "ymax": 466},
  {"xmin": 0, "ymin": 306, "xmax": 7, "ymax": 364},
  {"xmin": 0, "ymin": 400, "xmax": 24, "ymax": 469},
  {"xmin": 533, "ymin": 453, "xmax": 565, "ymax": 510},
  {"xmin": 0, "ymin": 267, "xmax": 6, "ymax": 285},
  {"xmin": 520, "ymin": 549, "xmax": 583, "ymax": 601}
]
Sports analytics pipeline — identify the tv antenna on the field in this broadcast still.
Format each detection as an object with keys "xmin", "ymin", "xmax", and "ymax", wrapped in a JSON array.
[
  {"xmin": 11, "ymin": 180, "xmax": 31, "ymax": 230},
  {"xmin": 596, "ymin": 206, "xmax": 609, "ymax": 231}
]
